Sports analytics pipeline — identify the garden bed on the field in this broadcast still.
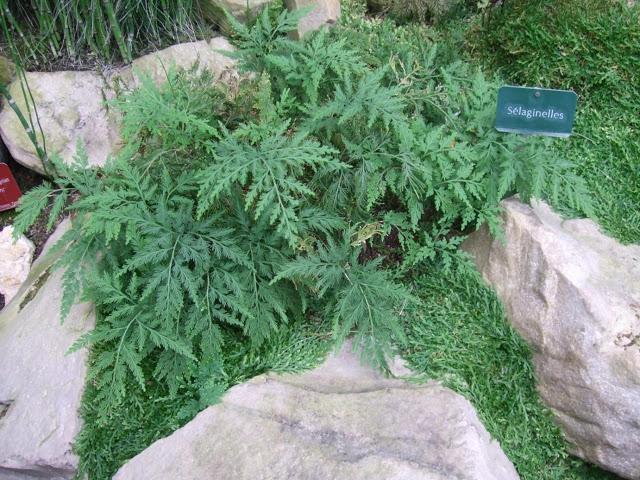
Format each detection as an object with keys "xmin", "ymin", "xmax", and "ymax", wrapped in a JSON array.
[{"xmin": 0, "ymin": 0, "xmax": 637, "ymax": 479}]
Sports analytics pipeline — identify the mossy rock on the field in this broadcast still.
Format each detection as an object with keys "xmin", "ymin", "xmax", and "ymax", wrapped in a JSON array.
[
  {"xmin": 201, "ymin": 0, "xmax": 272, "ymax": 34},
  {"xmin": 0, "ymin": 56, "xmax": 15, "ymax": 87}
]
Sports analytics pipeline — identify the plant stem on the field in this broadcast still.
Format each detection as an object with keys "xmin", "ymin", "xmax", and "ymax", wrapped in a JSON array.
[{"xmin": 102, "ymin": 0, "xmax": 132, "ymax": 62}]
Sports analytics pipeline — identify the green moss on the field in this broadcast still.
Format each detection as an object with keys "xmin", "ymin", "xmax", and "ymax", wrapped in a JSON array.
[
  {"xmin": 404, "ymin": 264, "xmax": 617, "ymax": 480},
  {"xmin": 74, "ymin": 322, "xmax": 332, "ymax": 479},
  {"xmin": 18, "ymin": 267, "xmax": 51, "ymax": 312},
  {"xmin": 0, "ymin": 56, "xmax": 15, "ymax": 86},
  {"xmin": 468, "ymin": 0, "xmax": 640, "ymax": 243},
  {"xmin": 367, "ymin": 0, "xmax": 469, "ymax": 24}
]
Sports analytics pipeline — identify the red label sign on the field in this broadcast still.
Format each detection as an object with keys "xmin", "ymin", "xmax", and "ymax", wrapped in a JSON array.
[{"xmin": 0, "ymin": 163, "xmax": 22, "ymax": 212}]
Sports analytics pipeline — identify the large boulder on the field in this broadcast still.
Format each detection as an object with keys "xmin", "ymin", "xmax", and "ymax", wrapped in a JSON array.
[
  {"xmin": 0, "ymin": 220, "xmax": 95, "ymax": 479},
  {"xmin": 114, "ymin": 343, "xmax": 518, "ymax": 480},
  {"xmin": 0, "ymin": 37, "xmax": 237, "ymax": 175},
  {"xmin": 0, "ymin": 71, "xmax": 122, "ymax": 174},
  {"xmin": 285, "ymin": 0, "xmax": 340, "ymax": 39},
  {"xmin": 464, "ymin": 197, "xmax": 640, "ymax": 479},
  {"xmin": 0, "ymin": 225, "xmax": 34, "ymax": 304}
]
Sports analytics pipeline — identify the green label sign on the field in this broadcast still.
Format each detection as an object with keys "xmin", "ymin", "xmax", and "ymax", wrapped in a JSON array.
[{"xmin": 495, "ymin": 86, "xmax": 578, "ymax": 137}]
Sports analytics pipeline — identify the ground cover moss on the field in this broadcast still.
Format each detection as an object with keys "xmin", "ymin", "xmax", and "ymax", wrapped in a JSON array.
[
  {"xmin": 468, "ymin": 0, "xmax": 640, "ymax": 243},
  {"xmin": 404, "ymin": 263, "xmax": 617, "ymax": 479}
]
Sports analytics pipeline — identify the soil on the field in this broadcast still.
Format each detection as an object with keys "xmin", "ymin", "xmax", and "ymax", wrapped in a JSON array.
[
  {"xmin": 0, "ymin": 142, "xmax": 58, "ymax": 257},
  {"xmin": 0, "ymin": 142, "xmax": 60, "ymax": 310},
  {"xmin": 358, "ymin": 227, "xmax": 403, "ymax": 266}
]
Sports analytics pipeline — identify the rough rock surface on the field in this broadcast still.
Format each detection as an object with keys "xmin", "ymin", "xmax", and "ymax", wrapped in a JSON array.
[
  {"xmin": 115, "ymin": 343, "xmax": 519, "ymax": 480},
  {"xmin": 464, "ymin": 197, "xmax": 640, "ymax": 480},
  {"xmin": 0, "ymin": 70, "xmax": 121, "ymax": 174},
  {"xmin": 0, "ymin": 55, "xmax": 15, "ymax": 85},
  {"xmin": 201, "ymin": 0, "xmax": 272, "ymax": 30},
  {"xmin": 0, "ymin": 37, "xmax": 237, "ymax": 174},
  {"xmin": 119, "ymin": 36, "xmax": 237, "ymax": 89},
  {"xmin": 0, "ymin": 225, "xmax": 34, "ymax": 304},
  {"xmin": 0, "ymin": 220, "xmax": 95, "ymax": 479},
  {"xmin": 285, "ymin": 0, "xmax": 340, "ymax": 38}
]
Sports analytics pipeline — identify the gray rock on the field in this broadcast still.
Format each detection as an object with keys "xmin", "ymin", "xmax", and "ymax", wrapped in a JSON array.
[
  {"xmin": 464, "ymin": 197, "xmax": 640, "ymax": 479},
  {"xmin": 200, "ymin": 0, "xmax": 272, "ymax": 32},
  {"xmin": 0, "ymin": 37, "xmax": 237, "ymax": 174},
  {"xmin": 0, "ymin": 225, "xmax": 34, "ymax": 304},
  {"xmin": 0, "ymin": 71, "xmax": 122, "ymax": 174},
  {"xmin": 285, "ymin": 0, "xmax": 340, "ymax": 39},
  {"xmin": 114, "ymin": 342, "xmax": 518, "ymax": 480},
  {"xmin": 0, "ymin": 220, "xmax": 94, "ymax": 479},
  {"xmin": 118, "ymin": 36, "xmax": 238, "ymax": 90}
]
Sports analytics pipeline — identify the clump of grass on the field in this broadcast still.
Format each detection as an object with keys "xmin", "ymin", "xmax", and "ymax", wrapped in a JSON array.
[
  {"xmin": 0, "ymin": 0, "xmax": 210, "ymax": 70},
  {"xmin": 468, "ymin": 0, "xmax": 640, "ymax": 243},
  {"xmin": 403, "ymin": 262, "xmax": 617, "ymax": 479}
]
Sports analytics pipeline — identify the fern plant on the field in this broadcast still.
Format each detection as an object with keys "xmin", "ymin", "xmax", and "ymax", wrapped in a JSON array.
[
  {"xmin": 274, "ymin": 234, "xmax": 415, "ymax": 367},
  {"xmin": 14, "ymin": 6, "xmax": 592, "ymax": 419},
  {"xmin": 233, "ymin": 11, "xmax": 591, "ymax": 239}
]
